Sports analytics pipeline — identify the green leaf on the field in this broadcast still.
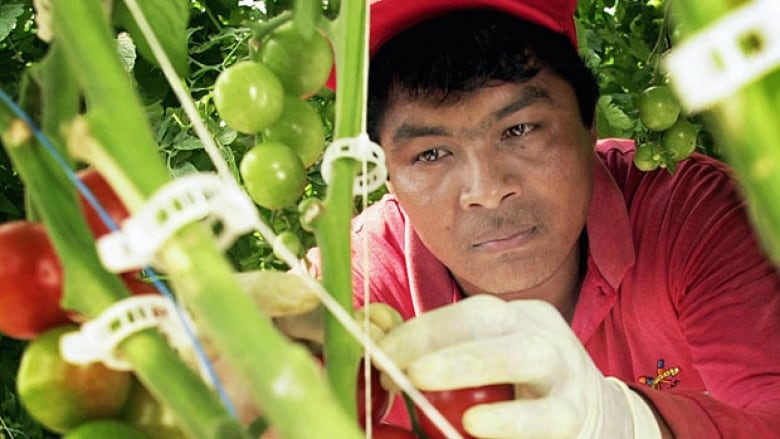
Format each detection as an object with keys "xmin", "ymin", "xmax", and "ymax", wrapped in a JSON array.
[
  {"xmin": 0, "ymin": 3, "xmax": 25, "ymax": 43},
  {"xmin": 112, "ymin": 0, "xmax": 190, "ymax": 77},
  {"xmin": 597, "ymin": 95, "xmax": 634, "ymax": 138},
  {"xmin": 0, "ymin": 191, "xmax": 19, "ymax": 215}
]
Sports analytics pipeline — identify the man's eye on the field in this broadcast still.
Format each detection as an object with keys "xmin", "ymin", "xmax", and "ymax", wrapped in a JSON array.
[
  {"xmin": 502, "ymin": 123, "xmax": 533, "ymax": 139},
  {"xmin": 415, "ymin": 148, "xmax": 444, "ymax": 163}
]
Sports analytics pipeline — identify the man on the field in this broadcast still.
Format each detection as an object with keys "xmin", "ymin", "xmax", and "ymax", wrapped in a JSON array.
[{"xmin": 318, "ymin": 0, "xmax": 780, "ymax": 437}]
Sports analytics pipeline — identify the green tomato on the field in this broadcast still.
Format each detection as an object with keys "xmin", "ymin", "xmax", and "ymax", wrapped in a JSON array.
[
  {"xmin": 263, "ymin": 96, "xmax": 326, "ymax": 168},
  {"xmin": 63, "ymin": 419, "xmax": 149, "ymax": 439},
  {"xmin": 662, "ymin": 119, "xmax": 698, "ymax": 161},
  {"xmin": 274, "ymin": 230, "xmax": 303, "ymax": 259},
  {"xmin": 637, "ymin": 85, "xmax": 681, "ymax": 132},
  {"xmin": 214, "ymin": 61, "xmax": 284, "ymax": 134},
  {"xmin": 16, "ymin": 325, "xmax": 134, "ymax": 433},
  {"xmin": 258, "ymin": 23, "xmax": 334, "ymax": 98},
  {"xmin": 240, "ymin": 142, "xmax": 307, "ymax": 209},
  {"xmin": 634, "ymin": 142, "xmax": 662, "ymax": 172}
]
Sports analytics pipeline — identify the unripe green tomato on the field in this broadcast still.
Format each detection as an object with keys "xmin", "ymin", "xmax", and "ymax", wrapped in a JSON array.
[
  {"xmin": 214, "ymin": 61, "xmax": 284, "ymax": 134},
  {"xmin": 16, "ymin": 325, "xmax": 134, "ymax": 433},
  {"xmin": 634, "ymin": 143, "xmax": 662, "ymax": 172},
  {"xmin": 637, "ymin": 85, "xmax": 681, "ymax": 132},
  {"xmin": 240, "ymin": 142, "xmax": 307, "ymax": 210},
  {"xmin": 259, "ymin": 23, "xmax": 334, "ymax": 98},
  {"xmin": 662, "ymin": 119, "xmax": 698, "ymax": 161},
  {"xmin": 274, "ymin": 231, "xmax": 303, "ymax": 259},
  {"xmin": 263, "ymin": 96, "xmax": 326, "ymax": 168}
]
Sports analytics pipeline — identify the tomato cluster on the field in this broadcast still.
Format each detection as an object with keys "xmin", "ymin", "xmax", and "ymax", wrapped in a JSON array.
[
  {"xmin": 634, "ymin": 85, "xmax": 700, "ymax": 172},
  {"xmin": 0, "ymin": 169, "xmax": 178, "ymax": 436},
  {"xmin": 214, "ymin": 21, "xmax": 333, "ymax": 211}
]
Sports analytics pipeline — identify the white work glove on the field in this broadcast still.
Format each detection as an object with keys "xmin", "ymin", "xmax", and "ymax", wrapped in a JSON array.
[{"xmin": 377, "ymin": 295, "xmax": 663, "ymax": 439}]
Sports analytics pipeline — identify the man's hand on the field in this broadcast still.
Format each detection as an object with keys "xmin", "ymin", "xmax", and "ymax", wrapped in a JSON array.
[{"xmin": 377, "ymin": 295, "xmax": 663, "ymax": 439}]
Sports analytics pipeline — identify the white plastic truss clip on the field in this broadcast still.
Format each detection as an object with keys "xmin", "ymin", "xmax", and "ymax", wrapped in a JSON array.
[
  {"xmin": 321, "ymin": 133, "xmax": 388, "ymax": 195},
  {"xmin": 60, "ymin": 295, "xmax": 192, "ymax": 371},
  {"xmin": 664, "ymin": 0, "xmax": 780, "ymax": 112},
  {"xmin": 96, "ymin": 173, "xmax": 258, "ymax": 272}
]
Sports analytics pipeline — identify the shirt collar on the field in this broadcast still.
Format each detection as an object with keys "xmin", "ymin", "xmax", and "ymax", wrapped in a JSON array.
[{"xmin": 586, "ymin": 152, "xmax": 635, "ymax": 289}]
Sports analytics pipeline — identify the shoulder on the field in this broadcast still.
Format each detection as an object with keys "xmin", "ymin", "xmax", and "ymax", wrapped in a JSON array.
[
  {"xmin": 352, "ymin": 192, "xmax": 406, "ymax": 242},
  {"xmin": 594, "ymin": 138, "xmax": 740, "ymax": 210}
]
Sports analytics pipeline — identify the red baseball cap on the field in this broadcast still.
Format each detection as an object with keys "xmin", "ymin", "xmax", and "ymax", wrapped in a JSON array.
[
  {"xmin": 326, "ymin": 0, "xmax": 578, "ymax": 89},
  {"xmin": 369, "ymin": 0, "xmax": 579, "ymax": 55}
]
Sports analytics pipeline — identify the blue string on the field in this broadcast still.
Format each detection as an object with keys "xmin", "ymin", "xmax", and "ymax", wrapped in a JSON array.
[{"xmin": 0, "ymin": 88, "xmax": 239, "ymax": 419}]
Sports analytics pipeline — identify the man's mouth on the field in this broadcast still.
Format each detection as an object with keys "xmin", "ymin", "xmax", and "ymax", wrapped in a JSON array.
[{"xmin": 472, "ymin": 225, "xmax": 538, "ymax": 252}]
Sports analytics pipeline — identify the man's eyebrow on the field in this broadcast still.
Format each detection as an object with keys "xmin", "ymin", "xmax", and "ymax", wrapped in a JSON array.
[
  {"xmin": 389, "ymin": 86, "xmax": 551, "ymax": 147},
  {"xmin": 492, "ymin": 86, "xmax": 551, "ymax": 121},
  {"xmin": 391, "ymin": 124, "xmax": 451, "ymax": 145}
]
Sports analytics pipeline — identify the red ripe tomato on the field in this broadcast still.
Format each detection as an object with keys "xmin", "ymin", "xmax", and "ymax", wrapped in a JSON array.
[
  {"xmin": 372, "ymin": 423, "xmax": 417, "ymax": 439},
  {"xmin": 76, "ymin": 168, "xmax": 129, "ymax": 237},
  {"xmin": 0, "ymin": 221, "xmax": 69, "ymax": 339},
  {"xmin": 415, "ymin": 384, "xmax": 514, "ymax": 439},
  {"xmin": 357, "ymin": 361, "xmax": 391, "ymax": 428}
]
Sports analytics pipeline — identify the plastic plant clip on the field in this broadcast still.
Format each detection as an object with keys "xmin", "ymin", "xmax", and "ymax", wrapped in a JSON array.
[
  {"xmin": 96, "ymin": 173, "xmax": 258, "ymax": 272},
  {"xmin": 320, "ymin": 133, "xmax": 388, "ymax": 195},
  {"xmin": 664, "ymin": 0, "xmax": 780, "ymax": 112},
  {"xmin": 60, "ymin": 295, "xmax": 192, "ymax": 370}
]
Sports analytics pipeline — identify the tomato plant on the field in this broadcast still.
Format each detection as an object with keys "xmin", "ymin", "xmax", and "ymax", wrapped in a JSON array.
[
  {"xmin": 662, "ymin": 119, "xmax": 699, "ymax": 161},
  {"xmin": 414, "ymin": 384, "xmax": 514, "ymax": 439},
  {"xmin": 637, "ymin": 85, "xmax": 681, "ymax": 132},
  {"xmin": 258, "ymin": 22, "xmax": 334, "ymax": 98},
  {"xmin": 0, "ymin": 221, "xmax": 69, "ymax": 340},
  {"xmin": 213, "ymin": 60, "xmax": 285, "ymax": 134},
  {"xmin": 240, "ymin": 141, "xmax": 308, "ymax": 210},
  {"xmin": 16, "ymin": 325, "xmax": 134, "ymax": 434},
  {"xmin": 263, "ymin": 96, "xmax": 326, "ymax": 168},
  {"xmin": 76, "ymin": 168, "xmax": 129, "ymax": 237}
]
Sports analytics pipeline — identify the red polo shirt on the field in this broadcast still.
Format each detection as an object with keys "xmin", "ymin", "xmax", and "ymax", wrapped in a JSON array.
[{"xmin": 317, "ymin": 138, "xmax": 780, "ymax": 436}]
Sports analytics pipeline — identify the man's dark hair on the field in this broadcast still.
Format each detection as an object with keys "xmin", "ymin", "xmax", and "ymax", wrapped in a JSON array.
[{"xmin": 367, "ymin": 9, "xmax": 600, "ymax": 139}]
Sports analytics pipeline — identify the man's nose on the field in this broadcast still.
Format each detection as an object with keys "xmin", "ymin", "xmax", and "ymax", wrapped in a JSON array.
[{"xmin": 459, "ymin": 154, "xmax": 522, "ymax": 210}]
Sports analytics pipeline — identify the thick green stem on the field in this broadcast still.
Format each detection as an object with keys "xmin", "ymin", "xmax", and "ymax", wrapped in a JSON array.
[
  {"xmin": 45, "ymin": 0, "xmax": 364, "ymax": 437},
  {"xmin": 316, "ymin": 0, "xmax": 369, "ymax": 418}
]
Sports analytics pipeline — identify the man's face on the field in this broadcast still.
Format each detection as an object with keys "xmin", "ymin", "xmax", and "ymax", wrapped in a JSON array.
[{"xmin": 377, "ymin": 69, "xmax": 595, "ymax": 300}]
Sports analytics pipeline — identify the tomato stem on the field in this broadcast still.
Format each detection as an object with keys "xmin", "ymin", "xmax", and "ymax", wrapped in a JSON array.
[{"xmin": 314, "ymin": 0, "xmax": 370, "ymax": 420}]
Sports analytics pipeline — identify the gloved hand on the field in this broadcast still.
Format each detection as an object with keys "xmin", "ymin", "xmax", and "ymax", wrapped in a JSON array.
[{"xmin": 377, "ymin": 295, "xmax": 663, "ymax": 439}]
